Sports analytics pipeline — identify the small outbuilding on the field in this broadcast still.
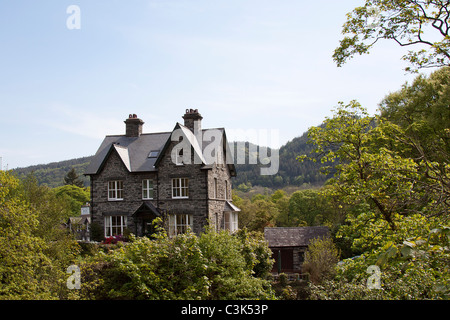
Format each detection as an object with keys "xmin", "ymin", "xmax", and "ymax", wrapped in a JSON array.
[{"xmin": 264, "ymin": 226, "xmax": 330, "ymax": 274}]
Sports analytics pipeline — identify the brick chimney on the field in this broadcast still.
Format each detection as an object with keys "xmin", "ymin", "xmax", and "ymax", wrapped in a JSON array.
[
  {"xmin": 182, "ymin": 109, "xmax": 202, "ymax": 133},
  {"xmin": 124, "ymin": 114, "xmax": 144, "ymax": 137}
]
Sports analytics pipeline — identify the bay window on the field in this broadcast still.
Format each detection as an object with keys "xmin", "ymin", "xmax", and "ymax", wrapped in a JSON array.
[
  {"xmin": 105, "ymin": 215, "xmax": 127, "ymax": 237},
  {"xmin": 168, "ymin": 214, "xmax": 193, "ymax": 237},
  {"xmin": 224, "ymin": 212, "xmax": 238, "ymax": 233}
]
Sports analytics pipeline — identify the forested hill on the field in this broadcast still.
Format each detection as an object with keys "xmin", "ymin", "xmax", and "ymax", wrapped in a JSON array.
[
  {"xmin": 11, "ymin": 130, "xmax": 332, "ymax": 189},
  {"xmin": 12, "ymin": 156, "xmax": 93, "ymax": 188},
  {"xmin": 231, "ymin": 130, "xmax": 332, "ymax": 189}
]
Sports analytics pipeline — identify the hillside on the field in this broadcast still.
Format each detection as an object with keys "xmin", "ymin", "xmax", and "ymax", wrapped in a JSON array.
[
  {"xmin": 11, "ymin": 130, "xmax": 332, "ymax": 189},
  {"xmin": 11, "ymin": 156, "xmax": 93, "ymax": 188}
]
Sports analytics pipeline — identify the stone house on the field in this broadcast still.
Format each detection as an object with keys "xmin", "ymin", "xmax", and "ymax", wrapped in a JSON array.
[
  {"xmin": 264, "ymin": 226, "xmax": 330, "ymax": 273},
  {"xmin": 84, "ymin": 109, "xmax": 240, "ymax": 239}
]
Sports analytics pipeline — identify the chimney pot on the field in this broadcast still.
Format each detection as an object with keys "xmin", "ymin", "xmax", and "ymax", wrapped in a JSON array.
[
  {"xmin": 182, "ymin": 109, "xmax": 202, "ymax": 132},
  {"xmin": 124, "ymin": 114, "xmax": 144, "ymax": 137}
]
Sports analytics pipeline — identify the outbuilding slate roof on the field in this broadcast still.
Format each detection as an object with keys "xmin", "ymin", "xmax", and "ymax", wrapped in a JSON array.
[{"xmin": 264, "ymin": 226, "xmax": 330, "ymax": 248}]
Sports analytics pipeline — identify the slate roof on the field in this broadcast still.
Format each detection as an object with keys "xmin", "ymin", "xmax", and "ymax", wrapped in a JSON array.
[
  {"xmin": 67, "ymin": 216, "xmax": 91, "ymax": 225},
  {"xmin": 85, "ymin": 132, "xmax": 171, "ymax": 174},
  {"xmin": 85, "ymin": 122, "xmax": 236, "ymax": 176},
  {"xmin": 264, "ymin": 226, "xmax": 330, "ymax": 248}
]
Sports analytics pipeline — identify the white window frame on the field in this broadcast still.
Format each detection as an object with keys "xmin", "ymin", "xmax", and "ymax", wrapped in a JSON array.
[
  {"xmin": 104, "ymin": 215, "xmax": 127, "ymax": 237},
  {"xmin": 224, "ymin": 212, "xmax": 238, "ymax": 233},
  {"xmin": 168, "ymin": 214, "xmax": 193, "ymax": 237},
  {"xmin": 142, "ymin": 179, "xmax": 154, "ymax": 200},
  {"xmin": 108, "ymin": 180, "xmax": 123, "ymax": 201},
  {"xmin": 172, "ymin": 178, "xmax": 189, "ymax": 199}
]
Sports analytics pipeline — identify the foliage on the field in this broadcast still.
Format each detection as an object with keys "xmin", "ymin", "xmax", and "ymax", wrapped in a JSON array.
[
  {"xmin": 303, "ymin": 67, "xmax": 449, "ymax": 300},
  {"xmin": 235, "ymin": 228, "xmax": 274, "ymax": 279},
  {"xmin": 53, "ymin": 184, "xmax": 90, "ymax": 217},
  {"xmin": 238, "ymin": 198, "xmax": 279, "ymax": 232},
  {"xmin": 300, "ymin": 85, "xmax": 449, "ymax": 230},
  {"xmin": 334, "ymin": 0, "xmax": 450, "ymax": 72},
  {"xmin": 310, "ymin": 222, "xmax": 450, "ymax": 299},
  {"xmin": 379, "ymin": 67, "xmax": 450, "ymax": 217},
  {"xmin": 303, "ymin": 237, "xmax": 340, "ymax": 285},
  {"xmin": 77, "ymin": 229, "xmax": 275, "ymax": 300},
  {"xmin": 288, "ymin": 189, "xmax": 329, "ymax": 226},
  {"xmin": 64, "ymin": 168, "xmax": 84, "ymax": 187},
  {"xmin": 0, "ymin": 171, "xmax": 80, "ymax": 299}
]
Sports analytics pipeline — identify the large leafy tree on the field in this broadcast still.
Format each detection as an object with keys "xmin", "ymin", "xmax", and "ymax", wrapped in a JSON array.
[
  {"xmin": 334, "ymin": 0, "xmax": 450, "ymax": 72},
  {"xmin": 301, "ymin": 68, "xmax": 449, "ymax": 229},
  {"xmin": 302, "ymin": 68, "xmax": 449, "ymax": 299},
  {"xmin": 0, "ymin": 172, "xmax": 54, "ymax": 299},
  {"xmin": 300, "ymin": 101, "xmax": 421, "ymax": 230},
  {"xmin": 379, "ymin": 67, "xmax": 450, "ymax": 217}
]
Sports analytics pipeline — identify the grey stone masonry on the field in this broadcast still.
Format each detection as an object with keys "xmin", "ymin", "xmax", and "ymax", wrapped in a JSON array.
[{"xmin": 85, "ymin": 110, "xmax": 239, "ymax": 239}]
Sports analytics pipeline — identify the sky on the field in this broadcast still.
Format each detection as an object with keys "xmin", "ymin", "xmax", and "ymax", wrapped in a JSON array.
[{"xmin": 0, "ymin": 0, "xmax": 430, "ymax": 169}]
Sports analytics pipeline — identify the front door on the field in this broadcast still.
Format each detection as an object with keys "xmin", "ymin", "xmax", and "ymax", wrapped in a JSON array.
[
  {"xmin": 143, "ymin": 218, "xmax": 156, "ymax": 237},
  {"xmin": 271, "ymin": 248, "xmax": 294, "ymax": 273}
]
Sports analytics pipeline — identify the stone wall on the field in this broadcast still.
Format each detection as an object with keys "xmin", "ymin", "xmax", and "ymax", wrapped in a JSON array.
[
  {"xmin": 156, "ymin": 140, "xmax": 210, "ymax": 234},
  {"xmin": 90, "ymin": 149, "xmax": 158, "ymax": 236},
  {"xmin": 207, "ymin": 161, "xmax": 233, "ymax": 231}
]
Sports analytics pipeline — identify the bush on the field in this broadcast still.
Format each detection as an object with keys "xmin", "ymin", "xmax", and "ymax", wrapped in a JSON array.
[
  {"xmin": 78, "ymin": 229, "xmax": 276, "ymax": 300},
  {"xmin": 302, "ymin": 237, "xmax": 340, "ymax": 284}
]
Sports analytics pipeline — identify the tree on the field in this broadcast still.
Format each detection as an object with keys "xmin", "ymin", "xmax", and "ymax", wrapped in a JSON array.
[
  {"xmin": 64, "ymin": 168, "xmax": 84, "ymax": 187},
  {"xmin": 333, "ymin": 0, "xmax": 450, "ymax": 72},
  {"xmin": 78, "ymin": 229, "xmax": 275, "ymax": 300},
  {"xmin": 288, "ymin": 189, "xmax": 323, "ymax": 226},
  {"xmin": 0, "ymin": 172, "xmax": 56, "ymax": 299},
  {"xmin": 303, "ymin": 237, "xmax": 340, "ymax": 285},
  {"xmin": 310, "ymin": 218, "xmax": 450, "ymax": 299},
  {"xmin": 379, "ymin": 67, "xmax": 450, "ymax": 217},
  {"xmin": 300, "ymin": 101, "xmax": 422, "ymax": 230},
  {"xmin": 238, "ymin": 199, "xmax": 279, "ymax": 232},
  {"xmin": 54, "ymin": 184, "xmax": 90, "ymax": 217}
]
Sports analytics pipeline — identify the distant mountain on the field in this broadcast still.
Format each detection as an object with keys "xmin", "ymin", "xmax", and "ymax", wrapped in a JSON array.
[
  {"xmin": 12, "ymin": 130, "xmax": 332, "ymax": 189},
  {"xmin": 11, "ymin": 156, "xmax": 93, "ymax": 188},
  {"xmin": 231, "ymin": 130, "xmax": 333, "ymax": 189}
]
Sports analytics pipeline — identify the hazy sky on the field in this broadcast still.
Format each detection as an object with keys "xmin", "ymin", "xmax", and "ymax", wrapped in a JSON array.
[{"xmin": 0, "ymin": 1, "xmax": 428, "ymax": 169}]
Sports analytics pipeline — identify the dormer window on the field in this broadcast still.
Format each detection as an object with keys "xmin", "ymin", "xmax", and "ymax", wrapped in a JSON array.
[{"xmin": 148, "ymin": 150, "xmax": 159, "ymax": 158}]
